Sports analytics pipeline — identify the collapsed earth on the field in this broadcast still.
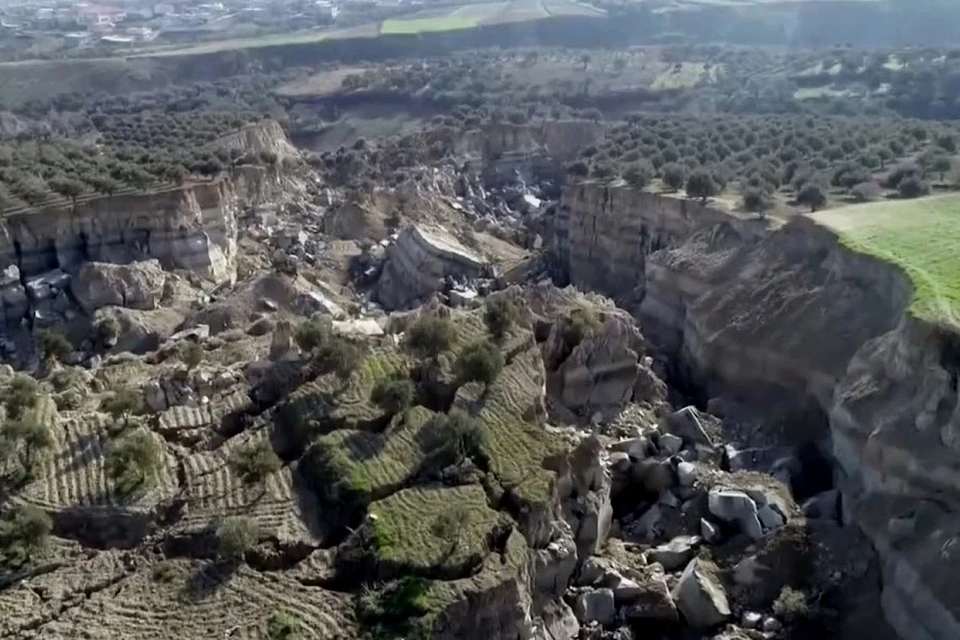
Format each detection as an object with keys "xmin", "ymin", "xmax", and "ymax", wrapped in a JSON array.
[{"xmin": 0, "ymin": 2, "xmax": 959, "ymax": 640}]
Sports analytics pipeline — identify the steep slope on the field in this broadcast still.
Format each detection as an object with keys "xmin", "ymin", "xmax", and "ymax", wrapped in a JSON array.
[{"xmin": 552, "ymin": 180, "xmax": 960, "ymax": 640}]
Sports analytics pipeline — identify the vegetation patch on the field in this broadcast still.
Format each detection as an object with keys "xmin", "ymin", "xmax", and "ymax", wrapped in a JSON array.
[
  {"xmin": 368, "ymin": 485, "xmax": 506, "ymax": 575},
  {"xmin": 308, "ymin": 406, "xmax": 436, "ymax": 508},
  {"xmin": 278, "ymin": 347, "xmax": 411, "ymax": 442},
  {"xmin": 811, "ymin": 193, "xmax": 960, "ymax": 326},
  {"xmin": 381, "ymin": 17, "xmax": 479, "ymax": 35},
  {"xmin": 469, "ymin": 347, "xmax": 563, "ymax": 507}
]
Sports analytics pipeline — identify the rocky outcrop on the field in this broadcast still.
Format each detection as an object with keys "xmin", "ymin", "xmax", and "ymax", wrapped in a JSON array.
[
  {"xmin": 830, "ymin": 318, "xmax": 960, "ymax": 640},
  {"xmin": 0, "ymin": 122, "xmax": 301, "ymax": 325},
  {"xmin": 376, "ymin": 225, "xmax": 491, "ymax": 310},
  {"xmin": 520, "ymin": 283, "xmax": 668, "ymax": 420},
  {"xmin": 72, "ymin": 260, "xmax": 166, "ymax": 312}
]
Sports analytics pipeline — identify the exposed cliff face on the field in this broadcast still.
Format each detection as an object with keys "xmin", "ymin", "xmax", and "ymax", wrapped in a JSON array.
[
  {"xmin": 553, "ymin": 182, "xmax": 756, "ymax": 306},
  {"xmin": 0, "ymin": 140, "xmax": 298, "ymax": 325},
  {"xmin": 553, "ymin": 180, "xmax": 960, "ymax": 639},
  {"xmin": 831, "ymin": 318, "xmax": 960, "ymax": 640},
  {"xmin": 375, "ymin": 225, "xmax": 490, "ymax": 311}
]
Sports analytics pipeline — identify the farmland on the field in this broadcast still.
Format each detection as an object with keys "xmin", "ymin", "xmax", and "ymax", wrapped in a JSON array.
[
  {"xmin": 381, "ymin": 17, "xmax": 479, "ymax": 34},
  {"xmin": 812, "ymin": 194, "xmax": 960, "ymax": 326}
]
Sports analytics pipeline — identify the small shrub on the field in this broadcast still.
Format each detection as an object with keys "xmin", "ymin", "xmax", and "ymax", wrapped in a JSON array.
[
  {"xmin": 53, "ymin": 388, "xmax": 84, "ymax": 411},
  {"xmin": 661, "ymin": 163, "xmax": 687, "ymax": 191},
  {"xmin": 742, "ymin": 187, "xmax": 773, "ymax": 215},
  {"xmin": 418, "ymin": 410, "xmax": 485, "ymax": 470},
  {"xmin": 267, "ymin": 611, "xmax": 301, "ymax": 640},
  {"xmin": 105, "ymin": 428, "xmax": 163, "ymax": 497},
  {"xmin": 404, "ymin": 315, "xmax": 455, "ymax": 360},
  {"xmin": 100, "ymin": 387, "xmax": 141, "ymax": 424},
  {"xmin": 562, "ymin": 308, "xmax": 600, "ymax": 347},
  {"xmin": 357, "ymin": 577, "xmax": 433, "ymax": 640},
  {"xmin": 850, "ymin": 181, "xmax": 882, "ymax": 202},
  {"xmin": 0, "ymin": 504, "xmax": 52, "ymax": 570},
  {"xmin": 36, "ymin": 329, "xmax": 72, "ymax": 364},
  {"xmin": 772, "ymin": 586, "xmax": 811, "ymax": 622},
  {"xmin": 316, "ymin": 340, "xmax": 363, "ymax": 380},
  {"xmin": 686, "ymin": 170, "xmax": 718, "ymax": 202},
  {"xmin": 431, "ymin": 505, "xmax": 472, "ymax": 557},
  {"xmin": 151, "ymin": 561, "xmax": 179, "ymax": 583},
  {"xmin": 295, "ymin": 316, "xmax": 332, "ymax": 352},
  {"xmin": 179, "ymin": 341, "xmax": 204, "ymax": 370},
  {"xmin": 228, "ymin": 439, "xmax": 282, "ymax": 486},
  {"xmin": 898, "ymin": 175, "xmax": 930, "ymax": 199},
  {"xmin": 4, "ymin": 375, "xmax": 38, "ymax": 420},
  {"xmin": 370, "ymin": 376, "xmax": 416, "ymax": 415},
  {"xmin": 884, "ymin": 162, "xmax": 921, "ymax": 189},
  {"xmin": 483, "ymin": 298, "xmax": 518, "ymax": 341},
  {"xmin": 797, "ymin": 183, "xmax": 827, "ymax": 212},
  {"xmin": 1, "ymin": 418, "xmax": 54, "ymax": 482},
  {"xmin": 622, "ymin": 160, "xmax": 654, "ymax": 189},
  {"xmin": 95, "ymin": 315, "xmax": 119, "ymax": 347},
  {"xmin": 217, "ymin": 516, "xmax": 259, "ymax": 563},
  {"xmin": 456, "ymin": 340, "xmax": 504, "ymax": 386}
]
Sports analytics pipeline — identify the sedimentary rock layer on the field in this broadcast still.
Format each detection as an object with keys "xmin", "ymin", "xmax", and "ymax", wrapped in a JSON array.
[{"xmin": 552, "ymin": 179, "xmax": 960, "ymax": 640}]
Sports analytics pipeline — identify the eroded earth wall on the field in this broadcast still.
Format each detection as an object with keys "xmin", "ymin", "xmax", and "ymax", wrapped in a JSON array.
[{"xmin": 552, "ymin": 180, "xmax": 960, "ymax": 640}]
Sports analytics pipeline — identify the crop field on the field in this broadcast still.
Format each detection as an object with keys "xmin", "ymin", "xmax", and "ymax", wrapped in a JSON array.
[
  {"xmin": 369, "ymin": 485, "xmax": 506, "ymax": 573},
  {"xmin": 381, "ymin": 16, "xmax": 479, "ymax": 35},
  {"xmin": 811, "ymin": 194, "xmax": 960, "ymax": 326},
  {"xmin": 310, "ymin": 406, "xmax": 436, "ymax": 507},
  {"xmin": 651, "ymin": 61, "xmax": 713, "ymax": 90}
]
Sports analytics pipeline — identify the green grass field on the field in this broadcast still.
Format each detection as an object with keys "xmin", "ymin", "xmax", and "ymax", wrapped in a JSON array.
[
  {"xmin": 811, "ymin": 194, "xmax": 960, "ymax": 326},
  {"xmin": 369, "ymin": 485, "xmax": 506, "ymax": 573},
  {"xmin": 381, "ymin": 17, "xmax": 479, "ymax": 34}
]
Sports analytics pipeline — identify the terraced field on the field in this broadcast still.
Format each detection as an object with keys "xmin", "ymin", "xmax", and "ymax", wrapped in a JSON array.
[
  {"xmin": 309, "ymin": 405, "xmax": 436, "ymax": 507},
  {"xmin": 277, "ymin": 347, "xmax": 411, "ymax": 441},
  {"xmin": 176, "ymin": 428, "xmax": 317, "ymax": 542},
  {"xmin": 369, "ymin": 485, "xmax": 507, "ymax": 574},
  {"xmin": 2, "ymin": 557, "xmax": 356, "ymax": 639},
  {"xmin": 811, "ymin": 193, "xmax": 960, "ymax": 326},
  {"xmin": 17, "ymin": 411, "xmax": 178, "ymax": 515}
]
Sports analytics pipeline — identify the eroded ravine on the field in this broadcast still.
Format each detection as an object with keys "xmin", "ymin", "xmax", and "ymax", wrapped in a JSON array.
[{"xmin": 551, "ymin": 179, "xmax": 960, "ymax": 640}]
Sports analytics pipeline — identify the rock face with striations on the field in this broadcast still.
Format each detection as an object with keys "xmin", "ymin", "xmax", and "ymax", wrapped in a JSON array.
[
  {"xmin": 551, "ymin": 183, "xmax": 746, "ymax": 308},
  {"xmin": 553, "ymin": 178, "xmax": 959, "ymax": 639},
  {"xmin": 376, "ymin": 225, "xmax": 490, "ymax": 311},
  {"xmin": 0, "ymin": 121, "xmax": 299, "ymax": 325}
]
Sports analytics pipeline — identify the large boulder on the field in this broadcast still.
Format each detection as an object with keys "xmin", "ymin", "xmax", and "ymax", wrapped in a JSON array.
[
  {"xmin": 72, "ymin": 260, "xmax": 166, "ymax": 312},
  {"xmin": 661, "ymin": 406, "xmax": 717, "ymax": 447},
  {"xmin": 572, "ymin": 588, "xmax": 616, "ymax": 625},
  {"xmin": 564, "ymin": 436, "xmax": 613, "ymax": 558},
  {"xmin": 671, "ymin": 558, "xmax": 731, "ymax": 629},
  {"xmin": 620, "ymin": 563, "xmax": 679, "ymax": 624},
  {"xmin": 375, "ymin": 225, "xmax": 490, "ymax": 311},
  {"xmin": 708, "ymin": 488, "xmax": 763, "ymax": 541},
  {"xmin": 649, "ymin": 535, "xmax": 700, "ymax": 572}
]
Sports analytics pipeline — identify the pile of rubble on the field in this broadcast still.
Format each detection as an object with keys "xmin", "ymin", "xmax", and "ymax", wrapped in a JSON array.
[{"xmin": 545, "ymin": 402, "xmax": 807, "ymax": 640}]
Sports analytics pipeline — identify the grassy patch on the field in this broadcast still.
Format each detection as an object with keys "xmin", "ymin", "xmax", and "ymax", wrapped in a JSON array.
[
  {"xmin": 277, "ymin": 347, "xmax": 411, "ymax": 441},
  {"xmin": 308, "ymin": 406, "xmax": 435, "ymax": 507},
  {"xmin": 651, "ymin": 62, "xmax": 710, "ymax": 90},
  {"xmin": 368, "ymin": 485, "xmax": 505, "ymax": 574},
  {"xmin": 811, "ymin": 193, "xmax": 960, "ymax": 326},
  {"xmin": 470, "ymin": 346, "xmax": 563, "ymax": 506},
  {"xmin": 381, "ymin": 17, "xmax": 479, "ymax": 34}
]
